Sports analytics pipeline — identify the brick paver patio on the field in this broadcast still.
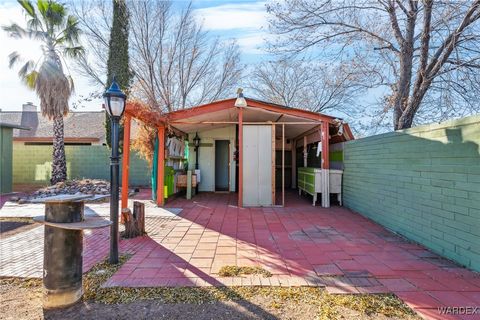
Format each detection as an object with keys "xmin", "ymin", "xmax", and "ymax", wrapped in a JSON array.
[{"xmin": 1, "ymin": 191, "xmax": 479, "ymax": 319}]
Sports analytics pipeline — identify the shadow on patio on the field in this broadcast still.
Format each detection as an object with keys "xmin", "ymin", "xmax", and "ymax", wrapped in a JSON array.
[{"xmin": 108, "ymin": 190, "xmax": 480, "ymax": 318}]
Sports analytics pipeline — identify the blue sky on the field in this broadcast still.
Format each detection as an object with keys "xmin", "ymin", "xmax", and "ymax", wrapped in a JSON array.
[{"xmin": 0, "ymin": 0, "xmax": 270, "ymax": 111}]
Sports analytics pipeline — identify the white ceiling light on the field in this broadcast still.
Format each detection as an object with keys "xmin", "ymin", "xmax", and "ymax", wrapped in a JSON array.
[{"xmin": 234, "ymin": 88, "xmax": 247, "ymax": 108}]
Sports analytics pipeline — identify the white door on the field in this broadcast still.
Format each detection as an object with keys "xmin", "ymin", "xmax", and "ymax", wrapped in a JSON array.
[{"xmin": 243, "ymin": 125, "xmax": 272, "ymax": 206}]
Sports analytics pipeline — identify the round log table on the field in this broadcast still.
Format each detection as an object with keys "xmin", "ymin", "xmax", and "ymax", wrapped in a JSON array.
[{"xmin": 32, "ymin": 194, "xmax": 112, "ymax": 309}]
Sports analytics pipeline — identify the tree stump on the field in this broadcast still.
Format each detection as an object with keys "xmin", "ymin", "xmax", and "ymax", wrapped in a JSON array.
[{"xmin": 121, "ymin": 201, "xmax": 145, "ymax": 238}]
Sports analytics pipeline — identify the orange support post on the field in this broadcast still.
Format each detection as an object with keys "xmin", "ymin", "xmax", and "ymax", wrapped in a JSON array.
[
  {"xmin": 121, "ymin": 114, "xmax": 132, "ymax": 210},
  {"xmin": 238, "ymin": 107, "xmax": 243, "ymax": 207},
  {"xmin": 156, "ymin": 126, "xmax": 165, "ymax": 206},
  {"xmin": 321, "ymin": 121, "xmax": 330, "ymax": 169}
]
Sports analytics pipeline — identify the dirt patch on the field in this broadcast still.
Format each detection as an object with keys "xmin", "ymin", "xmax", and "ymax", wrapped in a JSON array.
[
  {"xmin": 0, "ymin": 278, "xmax": 42, "ymax": 320},
  {"xmin": 0, "ymin": 256, "xmax": 419, "ymax": 320},
  {"xmin": 1, "ymin": 277, "xmax": 420, "ymax": 320}
]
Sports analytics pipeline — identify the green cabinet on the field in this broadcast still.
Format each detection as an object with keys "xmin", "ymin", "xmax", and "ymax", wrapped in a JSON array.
[{"xmin": 298, "ymin": 167, "xmax": 343, "ymax": 207}]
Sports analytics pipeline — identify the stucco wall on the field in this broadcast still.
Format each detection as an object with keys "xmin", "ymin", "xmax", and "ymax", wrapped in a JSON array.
[
  {"xmin": 187, "ymin": 126, "xmax": 236, "ymax": 192},
  {"xmin": 343, "ymin": 115, "xmax": 480, "ymax": 271}
]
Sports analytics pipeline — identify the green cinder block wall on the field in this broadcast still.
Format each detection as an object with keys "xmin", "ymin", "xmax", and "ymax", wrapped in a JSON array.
[
  {"xmin": 343, "ymin": 115, "xmax": 480, "ymax": 272},
  {"xmin": 1, "ymin": 127, "xmax": 14, "ymax": 193},
  {"xmin": 12, "ymin": 145, "xmax": 151, "ymax": 187}
]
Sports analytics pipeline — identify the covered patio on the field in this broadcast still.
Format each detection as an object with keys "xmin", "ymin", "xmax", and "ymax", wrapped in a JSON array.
[{"xmin": 120, "ymin": 97, "xmax": 354, "ymax": 209}]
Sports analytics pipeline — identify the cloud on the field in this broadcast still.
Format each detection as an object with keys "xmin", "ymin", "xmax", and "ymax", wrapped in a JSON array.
[
  {"xmin": 193, "ymin": 1, "xmax": 269, "ymax": 55},
  {"xmin": 194, "ymin": 2, "xmax": 267, "ymax": 31}
]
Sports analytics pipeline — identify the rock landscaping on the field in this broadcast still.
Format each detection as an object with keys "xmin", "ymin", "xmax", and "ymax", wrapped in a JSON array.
[{"xmin": 9, "ymin": 179, "xmax": 115, "ymax": 203}]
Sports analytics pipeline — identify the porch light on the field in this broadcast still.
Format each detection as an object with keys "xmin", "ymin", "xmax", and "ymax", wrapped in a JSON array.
[
  {"xmin": 193, "ymin": 132, "xmax": 201, "ymax": 150},
  {"xmin": 234, "ymin": 88, "xmax": 247, "ymax": 108},
  {"xmin": 103, "ymin": 78, "xmax": 127, "ymax": 118}
]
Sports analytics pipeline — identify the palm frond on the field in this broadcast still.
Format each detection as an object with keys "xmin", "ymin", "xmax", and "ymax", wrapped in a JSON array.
[
  {"xmin": 8, "ymin": 51, "xmax": 21, "ymax": 68},
  {"xmin": 23, "ymin": 70, "xmax": 38, "ymax": 89},
  {"xmin": 36, "ymin": 57, "xmax": 71, "ymax": 118},
  {"xmin": 17, "ymin": 0, "xmax": 36, "ymax": 18},
  {"xmin": 67, "ymin": 75, "xmax": 75, "ymax": 94},
  {"xmin": 38, "ymin": 0, "xmax": 66, "ymax": 30},
  {"xmin": 2, "ymin": 23, "xmax": 45, "ymax": 41},
  {"xmin": 18, "ymin": 60, "xmax": 36, "ymax": 79},
  {"xmin": 63, "ymin": 46, "xmax": 85, "ymax": 59},
  {"xmin": 56, "ymin": 15, "xmax": 81, "ymax": 45}
]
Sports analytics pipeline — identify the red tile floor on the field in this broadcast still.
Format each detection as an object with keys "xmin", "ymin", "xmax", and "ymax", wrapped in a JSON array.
[{"xmin": 2, "ymin": 191, "xmax": 479, "ymax": 319}]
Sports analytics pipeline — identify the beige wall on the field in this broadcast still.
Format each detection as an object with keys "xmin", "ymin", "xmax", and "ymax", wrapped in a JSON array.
[{"xmin": 188, "ymin": 126, "xmax": 236, "ymax": 192}]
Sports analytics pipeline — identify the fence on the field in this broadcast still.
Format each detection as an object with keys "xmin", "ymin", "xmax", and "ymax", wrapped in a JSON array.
[
  {"xmin": 343, "ymin": 115, "xmax": 480, "ymax": 272},
  {"xmin": 13, "ymin": 145, "xmax": 151, "ymax": 186}
]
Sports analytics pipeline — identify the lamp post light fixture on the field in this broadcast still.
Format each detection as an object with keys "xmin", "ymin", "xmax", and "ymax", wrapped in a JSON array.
[
  {"xmin": 193, "ymin": 132, "xmax": 201, "ymax": 194},
  {"xmin": 103, "ymin": 78, "xmax": 126, "ymax": 265}
]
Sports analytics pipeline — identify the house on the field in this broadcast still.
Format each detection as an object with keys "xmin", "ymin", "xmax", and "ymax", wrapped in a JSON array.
[
  {"xmin": 121, "ymin": 96, "xmax": 354, "ymax": 208},
  {"xmin": 0, "ymin": 102, "xmax": 106, "ymax": 145}
]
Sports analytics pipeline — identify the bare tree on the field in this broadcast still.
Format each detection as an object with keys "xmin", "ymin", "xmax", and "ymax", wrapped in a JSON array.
[
  {"xmin": 267, "ymin": 0, "xmax": 480, "ymax": 130},
  {"xmin": 129, "ymin": 1, "xmax": 242, "ymax": 112},
  {"xmin": 248, "ymin": 59, "xmax": 362, "ymax": 114},
  {"xmin": 69, "ymin": 0, "xmax": 111, "ymax": 88},
  {"xmin": 71, "ymin": 0, "xmax": 242, "ymax": 113}
]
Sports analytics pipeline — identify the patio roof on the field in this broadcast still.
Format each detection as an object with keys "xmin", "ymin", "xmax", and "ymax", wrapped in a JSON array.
[{"xmin": 166, "ymin": 98, "xmax": 353, "ymax": 141}]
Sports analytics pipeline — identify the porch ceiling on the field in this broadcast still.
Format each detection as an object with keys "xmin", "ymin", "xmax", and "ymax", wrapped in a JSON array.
[{"xmin": 169, "ymin": 106, "xmax": 321, "ymax": 139}]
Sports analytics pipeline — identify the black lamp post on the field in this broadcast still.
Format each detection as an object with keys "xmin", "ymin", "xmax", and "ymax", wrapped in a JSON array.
[
  {"xmin": 193, "ymin": 132, "xmax": 201, "ymax": 193},
  {"xmin": 103, "ymin": 78, "xmax": 126, "ymax": 264}
]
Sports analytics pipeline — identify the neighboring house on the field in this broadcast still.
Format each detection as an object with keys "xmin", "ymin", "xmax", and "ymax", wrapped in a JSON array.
[
  {"xmin": 0, "ymin": 102, "xmax": 106, "ymax": 145},
  {"xmin": 1, "ymin": 102, "xmax": 149, "ymax": 187}
]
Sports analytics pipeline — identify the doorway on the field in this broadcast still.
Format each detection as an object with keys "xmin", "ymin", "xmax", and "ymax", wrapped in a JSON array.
[{"xmin": 215, "ymin": 140, "xmax": 230, "ymax": 191}]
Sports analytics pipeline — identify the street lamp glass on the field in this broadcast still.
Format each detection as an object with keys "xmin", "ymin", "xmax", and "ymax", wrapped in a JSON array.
[
  {"xmin": 103, "ymin": 79, "xmax": 127, "ymax": 118},
  {"xmin": 106, "ymin": 96, "xmax": 125, "ymax": 117}
]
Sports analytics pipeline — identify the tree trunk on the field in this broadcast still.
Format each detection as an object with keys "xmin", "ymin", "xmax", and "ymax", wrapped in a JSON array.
[
  {"xmin": 51, "ymin": 115, "xmax": 67, "ymax": 185},
  {"xmin": 121, "ymin": 201, "xmax": 145, "ymax": 238}
]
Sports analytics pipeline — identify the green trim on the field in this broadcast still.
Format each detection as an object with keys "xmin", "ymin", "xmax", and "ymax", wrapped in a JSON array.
[{"xmin": 329, "ymin": 150, "xmax": 343, "ymax": 161}]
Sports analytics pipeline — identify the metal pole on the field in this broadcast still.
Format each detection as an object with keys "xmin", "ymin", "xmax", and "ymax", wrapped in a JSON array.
[
  {"xmin": 109, "ymin": 117, "xmax": 120, "ymax": 264},
  {"xmin": 195, "ymin": 145, "xmax": 199, "ymax": 194}
]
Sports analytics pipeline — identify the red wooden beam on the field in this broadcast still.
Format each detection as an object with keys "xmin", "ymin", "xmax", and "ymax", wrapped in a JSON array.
[
  {"xmin": 121, "ymin": 114, "xmax": 132, "ymax": 210},
  {"xmin": 245, "ymin": 99, "xmax": 336, "ymax": 123},
  {"xmin": 156, "ymin": 126, "xmax": 165, "ymax": 206},
  {"xmin": 167, "ymin": 99, "xmax": 235, "ymax": 121}
]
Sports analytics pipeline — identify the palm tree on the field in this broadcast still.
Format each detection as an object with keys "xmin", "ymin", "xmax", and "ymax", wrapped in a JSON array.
[{"xmin": 3, "ymin": 0, "xmax": 84, "ymax": 184}]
